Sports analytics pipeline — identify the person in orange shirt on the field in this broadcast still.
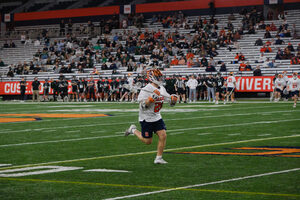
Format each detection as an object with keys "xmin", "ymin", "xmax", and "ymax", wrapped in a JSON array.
[
  {"xmin": 219, "ymin": 28, "xmax": 226, "ymax": 37},
  {"xmin": 139, "ymin": 33, "xmax": 145, "ymax": 40},
  {"xmin": 170, "ymin": 56, "xmax": 179, "ymax": 66},
  {"xmin": 266, "ymin": 45, "xmax": 272, "ymax": 52},
  {"xmin": 265, "ymin": 40, "xmax": 272, "ymax": 46},
  {"xmin": 260, "ymin": 45, "xmax": 267, "ymax": 53},
  {"xmin": 270, "ymin": 22, "xmax": 277, "ymax": 31},
  {"xmin": 291, "ymin": 56, "xmax": 300, "ymax": 65},
  {"xmin": 186, "ymin": 51, "xmax": 194, "ymax": 60},
  {"xmin": 239, "ymin": 61, "xmax": 246, "ymax": 71}
]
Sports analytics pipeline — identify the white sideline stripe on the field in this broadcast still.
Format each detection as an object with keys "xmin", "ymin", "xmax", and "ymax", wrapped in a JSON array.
[
  {"xmin": 0, "ymin": 109, "xmax": 298, "ymax": 134},
  {"xmin": 168, "ymin": 118, "xmax": 300, "ymax": 132},
  {"xmin": 0, "ymin": 121, "xmax": 135, "ymax": 134},
  {"xmin": 65, "ymin": 130, "xmax": 81, "ymax": 133},
  {"xmin": 0, "ymin": 135, "xmax": 123, "ymax": 147},
  {"xmin": 104, "ymin": 168, "xmax": 300, "ymax": 200},
  {"xmin": 0, "ymin": 164, "xmax": 12, "ymax": 167},
  {"xmin": 84, "ymin": 169, "xmax": 131, "ymax": 173},
  {"xmin": 258, "ymin": 134, "xmax": 271, "ymax": 136},
  {"xmin": 228, "ymin": 133, "xmax": 241, "ymax": 136},
  {"xmin": 1, "ymin": 134, "xmax": 300, "ymax": 171},
  {"xmin": 197, "ymin": 133, "xmax": 213, "ymax": 136},
  {"xmin": 168, "ymin": 132, "xmax": 184, "ymax": 136},
  {"xmin": 0, "ymin": 118, "xmax": 299, "ymax": 148}
]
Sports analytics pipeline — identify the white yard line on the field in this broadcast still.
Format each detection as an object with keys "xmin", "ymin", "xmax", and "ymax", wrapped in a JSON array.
[
  {"xmin": 228, "ymin": 133, "xmax": 241, "ymax": 136},
  {"xmin": 258, "ymin": 134, "xmax": 271, "ymax": 137},
  {"xmin": 197, "ymin": 133, "xmax": 213, "ymax": 136},
  {"xmin": 168, "ymin": 119, "xmax": 300, "ymax": 133},
  {"xmin": 104, "ymin": 168, "xmax": 300, "ymax": 200},
  {"xmin": 0, "ymin": 135, "xmax": 123, "ymax": 148},
  {"xmin": 65, "ymin": 130, "xmax": 81, "ymax": 133},
  {"xmin": 168, "ymin": 132, "xmax": 185, "ymax": 136},
  {"xmin": 0, "ymin": 118, "xmax": 299, "ymax": 148},
  {"xmin": 1, "ymin": 134, "xmax": 300, "ymax": 171}
]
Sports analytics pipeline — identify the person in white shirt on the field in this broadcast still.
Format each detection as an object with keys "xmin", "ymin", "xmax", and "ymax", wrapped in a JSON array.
[
  {"xmin": 127, "ymin": 74, "xmax": 136, "ymax": 102},
  {"xmin": 186, "ymin": 75, "xmax": 198, "ymax": 102},
  {"xmin": 125, "ymin": 69, "xmax": 177, "ymax": 164},
  {"xmin": 274, "ymin": 74, "xmax": 286, "ymax": 102},
  {"xmin": 282, "ymin": 71, "xmax": 290, "ymax": 101},
  {"xmin": 225, "ymin": 72, "xmax": 236, "ymax": 103},
  {"xmin": 287, "ymin": 72, "xmax": 300, "ymax": 108}
]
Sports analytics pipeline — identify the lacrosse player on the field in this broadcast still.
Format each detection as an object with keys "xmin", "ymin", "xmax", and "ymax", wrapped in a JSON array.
[
  {"xmin": 125, "ymin": 69, "xmax": 178, "ymax": 164},
  {"xmin": 103, "ymin": 77, "xmax": 110, "ymax": 101},
  {"xmin": 96, "ymin": 77, "xmax": 104, "ymax": 102},
  {"xmin": 274, "ymin": 74, "xmax": 286, "ymax": 102},
  {"xmin": 215, "ymin": 72, "xmax": 225, "ymax": 104},
  {"xmin": 287, "ymin": 72, "xmax": 300, "ymax": 108},
  {"xmin": 224, "ymin": 72, "xmax": 236, "ymax": 104}
]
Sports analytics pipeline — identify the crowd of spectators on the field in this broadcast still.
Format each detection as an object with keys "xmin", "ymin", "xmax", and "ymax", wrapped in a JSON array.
[{"xmin": 4, "ymin": 7, "xmax": 300, "ymax": 78}]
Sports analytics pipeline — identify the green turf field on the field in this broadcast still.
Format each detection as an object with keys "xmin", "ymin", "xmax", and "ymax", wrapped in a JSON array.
[{"xmin": 0, "ymin": 101, "xmax": 299, "ymax": 200}]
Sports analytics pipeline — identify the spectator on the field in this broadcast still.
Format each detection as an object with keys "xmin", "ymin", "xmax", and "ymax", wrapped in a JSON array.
[
  {"xmin": 245, "ymin": 62, "xmax": 252, "ymax": 71},
  {"xmin": 291, "ymin": 56, "xmax": 300, "ymax": 65},
  {"xmin": 239, "ymin": 61, "xmax": 246, "ymax": 71},
  {"xmin": 170, "ymin": 56, "xmax": 179, "ymax": 66},
  {"xmin": 219, "ymin": 62, "xmax": 227, "ymax": 72},
  {"xmin": 7, "ymin": 67, "xmax": 14, "ymax": 77},
  {"xmin": 186, "ymin": 75, "xmax": 198, "ymax": 102},
  {"xmin": 255, "ymin": 38, "xmax": 263, "ymax": 46},
  {"xmin": 264, "ymin": 30, "xmax": 272, "ymax": 38},
  {"xmin": 275, "ymin": 49, "xmax": 284, "ymax": 60},
  {"xmin": 268, "ymin": 59, "xmax": 276, "ymax": 68},
  {"xmin": 0, "ymin": 59, "xmax": 5, "ymax": 67},
  {"xmin": 200, "ymin": 57, "xmax": 208, "ymax": 67},
  {"xmin": 178, "ymin": 56, "xmax": 186, "ymax": 65},
  {"xmin": 253, "ymin": 66, "xmax": 262, "ymax": 76},
  {"xmin": 287, "ymin": 43, "xmax": 295, "ymax": 52},
  {"xmin": 32, "ymin": 77, "xmax": 41, "ymax": 102},
  {"xmin": 260, "ymin": 45, "xmax": 272, "ymax": 53},
  {"xmin": 274, "ymin": 36, "xmax": 284, "ymax": 45}
]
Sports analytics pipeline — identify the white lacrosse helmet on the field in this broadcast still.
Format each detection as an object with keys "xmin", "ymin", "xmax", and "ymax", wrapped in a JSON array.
[{"xmin": 147, "ymin": 69, "xmax": 164, "ymax": 86}]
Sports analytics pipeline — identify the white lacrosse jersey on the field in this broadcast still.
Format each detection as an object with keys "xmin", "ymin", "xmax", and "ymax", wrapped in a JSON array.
[
  {"xmin": 227, "ymin": 76, "xmax": 236, "ymax": 88},
  {"xmin": 287, "ymin": 78, "xmax": 300, "ymax": 91},
  {"xmin": 128, "ymin": 77, "xmax": 134, "ymax": 86},
  {"xmin": 275, "ymin": 78, "xmax": 286, "ymax": 90},
  {"xmin": 138, "ymin": 83, "xmax": 170, "ymax": 122}
]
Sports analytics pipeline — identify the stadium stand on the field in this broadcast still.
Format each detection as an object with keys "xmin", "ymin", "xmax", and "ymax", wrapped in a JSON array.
[{"xmin": 1, "ymin": 9, "xmax": 299, "ymax": 81}]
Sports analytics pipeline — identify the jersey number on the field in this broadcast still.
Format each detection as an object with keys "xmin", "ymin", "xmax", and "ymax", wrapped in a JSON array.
[{"xmin": 154, "ymin": 102, "xmax": 163, "ymax": 113}]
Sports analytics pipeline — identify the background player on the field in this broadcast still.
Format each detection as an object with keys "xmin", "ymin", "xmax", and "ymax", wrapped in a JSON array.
[
  {"xmin": 274, "ymin": 74, "xmax": 285, "ymax": 102},
  {"xmin": 215, "ymin": 72, "xmax": 225, "ymax": 104},
  {"xmin": 287, "ymin": 72, "xmax": 300, "ymax": 108},
  {"xmin": 225, "ymin": 72, "xmax": 236, "ymax": 103},
  {"xmin": 125, "ymin": 69, "xmax": 177, "ymax": 164}
]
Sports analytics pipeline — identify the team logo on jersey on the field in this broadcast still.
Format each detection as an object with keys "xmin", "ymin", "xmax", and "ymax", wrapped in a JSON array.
[
  {"xmin": 145, "ymin": 132, "xmax": 149, "ymax": 137},
  {"xmin": 0, "ymin": 113, "xmax": 109, "ymax": 123},
  {"xmin": 169, "ymin": 146, "xmax": 300, "ymax": 158}
]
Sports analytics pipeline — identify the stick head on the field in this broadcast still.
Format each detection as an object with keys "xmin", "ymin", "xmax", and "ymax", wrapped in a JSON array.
[{"xmin": 147, "ymin": 69, "xmax": 164, "ymax": 86}]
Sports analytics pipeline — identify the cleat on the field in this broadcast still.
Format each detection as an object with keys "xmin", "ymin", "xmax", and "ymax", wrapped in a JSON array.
[
  {"xmin": 293, "ymin": 104, "xmax": 296, "ymax": 108},
  {"xmin": 125, "ymin": 125, "xmax": 136, "ymax": 136},
  {"xmin": 154, "ymin": 157, "xmax": 168, "ymax": 164}
]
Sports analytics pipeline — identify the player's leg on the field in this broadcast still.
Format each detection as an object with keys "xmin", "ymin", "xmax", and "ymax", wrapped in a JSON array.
[
  {"xmin": 125, "ymin": 124, "xmax": 152, "ymax": 145},
  {"xmin": 231, "ymin": 91, "xmax": 235, "ymax": 102},
  {"xmin": 293, "ymin": 92, "xmax": 298, "ymax": 108},
  {"xmin": 156, "ymin": 129, "xmax": 167, "ymax": 158},
  {"xmin": 215, "ymin": 91, "xmax": 219, "ymax": 104}
]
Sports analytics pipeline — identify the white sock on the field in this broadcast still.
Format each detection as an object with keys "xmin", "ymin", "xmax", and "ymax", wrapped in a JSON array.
[{"xmin": 156, "ymin": 156, "xmax": 162, "ymax": 159}]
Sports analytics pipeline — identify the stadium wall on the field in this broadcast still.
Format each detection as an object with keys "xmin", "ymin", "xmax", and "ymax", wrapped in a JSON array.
[{"xmin": 12, "ymin": 0, "xmax": 299, "ymax": 26}]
